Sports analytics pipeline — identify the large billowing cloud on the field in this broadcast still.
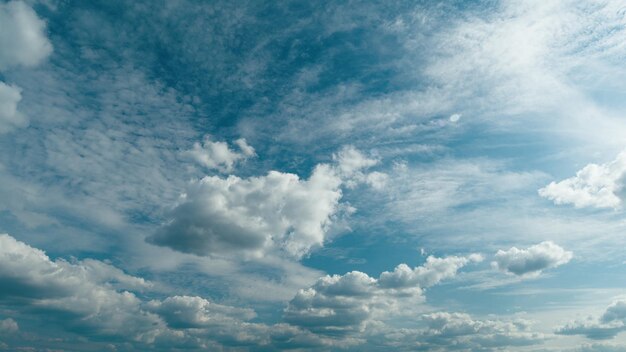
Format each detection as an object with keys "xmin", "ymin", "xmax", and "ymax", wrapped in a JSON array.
[
  {"xmin": 539, "ymin": 151, "xmax": 626, "ymax": 209},
  {"xmin": 0, "ymin": 233, "xmax": 271, "ymax": 349},
  {"xmin": 148, "ymin": 146, "xmax": 384, "ymax": 259},
  {"xmin": 284, "ymin": 254, "xmax": 483, "ymax": 336},
  {"xmin": 492, "ymin": 241, "xmax": 572, "ymax": 276}
]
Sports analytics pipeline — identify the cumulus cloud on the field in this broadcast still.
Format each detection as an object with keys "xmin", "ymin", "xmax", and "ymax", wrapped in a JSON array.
[
  {"xmin": 0, "ymin": 0, "xmax": 52, "ymax": 70},
  {"xmin": 0, "ymin": 82, "xmax": 27, "ymax": 133},
  {"xmin": 0, "ymin": 233, "xmax": 163, "ymax": 341},
  {"xmin": 146, "ymin": 295, "xmax": 256, "ymax": 329},
  {"xmin": 492, "ymin": 241, "xmax": 572, "ymax": 276},
  {"xmin": 0, "ymin": 233, "xmax": 274, "ymax": 349},
  {"xmin": 186, "ymin": 136, "xmax": 255, "ymax": 172},
  {"xmin": 413, "ymin": 312, "xmax": 545, "ymax": 350},
  {"xmin": 149, "ymin": 146, "xmax": 384, "ymax": 259},
  {"xmin": 0, "ymin": 1, "xmax": 52, "ymax": 134},
  {"xmin": 284, "ymin": 254, "xmax": 481, "ymax": 336},
  {"xmin": 539, "ymin": 151, "xmax": 626, "ymax": 209},
  {"xmin": 557, "ymin": 299, "xmax": 626, "ymax": 340},
  {"xmin": 148, "ymin": 164, "xmax": 343, "ymax": 259}
]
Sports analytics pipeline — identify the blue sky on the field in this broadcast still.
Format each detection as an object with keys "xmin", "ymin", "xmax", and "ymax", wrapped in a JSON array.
[{"xmin": 2, "ymin": 0, "xmax": 626, "ymax": 350}]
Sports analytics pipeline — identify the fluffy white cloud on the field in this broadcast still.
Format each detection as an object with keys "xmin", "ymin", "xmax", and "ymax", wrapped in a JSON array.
[
  {"xmin": 186, "ymin": 136, "xmax": 255, "ymax": 172},
  {"xmin": 284, "ymin": 254, "xmax": 481, "ymax": 336},
  {"xmin": 379, "ymin": 254, "xmax": 484, "ymax": 289},
  {"xmin": 0, "ymin": 1, "xmax": 52, "ymax": 134},
  {"xmin": 413, "ymin": 312, "xmax": 545, "ymax": 350},
  {"xmin": 0, "ymin": 0, "xmax": 52, "ymax": 70},
  {"xmin": 0, "ymin": 82, "xmax": 27, "ymax": 133},
  {"xmin": 0, "ymin": 233, "xmax": 276, "ymax": 349},
  {"xmin": 146, "ymin": 295, "xmax": 256, "ymax": 329},
  {"xmin": 539, "ymin": 151, "xmax": 626, "ymax": 209},
  {"xmin": 150, "ymin": 146, "xmax": 384, "ymax": 259},
  {"xmin": 556, "ymin": 299, "xmax": 626, "ymax": 341},
  {"xmin": 0, "ymin": 233, "xmax": 163, "ymax": 341},
  {"xmin": 492, "ymin": 241, "xmax": 572, "ymax": 276},
  {"xmin": 148, "ymin": 163, "xmax": 343, "ymax": 259}
]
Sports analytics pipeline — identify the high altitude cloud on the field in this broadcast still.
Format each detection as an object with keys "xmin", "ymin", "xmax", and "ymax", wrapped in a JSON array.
[
  {"xmin": 539, "ymin": 151, "xmax": 626, "ymax": 209},
  {"xmin": 284, "ymin": 254, "xmax": 482, "ymax": 337},
  {"xmin": 186, "ymin": 136, "xmax": 255, "ymax": 172},
  {"xmin": 149, "ymin": 145, "xmax": 384, "ymax": 259},
  {"xmin": 492, "ymin": 241, "xmax": 572, "ymax": 276},
  {"xmin": 0, "ymin": 0, "xmax": 52, "ymax": 134}
]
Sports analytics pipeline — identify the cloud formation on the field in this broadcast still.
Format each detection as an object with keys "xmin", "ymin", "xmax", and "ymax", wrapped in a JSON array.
[
  {"xmin": 0, "ymin": 0, "xmax": 52, "ymax": 70},
  {"xmin": 0, "ymin": 82, "xmax": 27, "ymax": 133},
  {"xmin": 186, "ymin": 136, "xmax": 255, "ymax": 172},
  {"xmin": 0, "ymin": 233, "xmax": 274, "ymax": 349},
  {"xmin": 539, "ymin": 151, "xmax": 626, "ymax": 209},
  {"xmin": 284, "ymin": 254, "xmax": 482, "ymax": 336},
  {"xmin": 558, "ymin": 299, "xmax": 626, "ymax": 341},
  {"xmin": 0, "ymin": 0, "xmax": 52, "ymax": 134},
  {"xmin": 149, "ymin": 146, "xmax": 383, "ymax": 259},
  {"xmin": 415, "ymin": 312, "xmax": 545, "ymax": 350},
  {"xmin": 492, "ymin": 241, "xmax": 572, "ymax": 276}
]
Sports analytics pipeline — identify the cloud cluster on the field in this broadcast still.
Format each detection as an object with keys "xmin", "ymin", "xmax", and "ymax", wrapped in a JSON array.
[
  {"xmin": 413, "ymin": 312, "xmax": 545, "ymax": 350},
  {"xmin": 539, "ymin": 151, "xmax": 626, "ymax": 209},
  {"xmin": 558, "ymin": 299, "xmax": 626, "ymax": 340},
  {"xmin": 186, "ymin": 136, "xmax": 255, "ymax": 172},
  {"xmin": 0, "ymin": 0, "xmax": 52, "ymax": 133},
  {"xmin": 149, "ymin": 146, "xmax": 384, "ymax": 259},
  {"xmin": 284, "ymin": 254, "xmax": 483, "ymax": 337},
  {"xmin": 492, "ymin": 241, "xmax": 572, "ymax": 276},
  {"xmin": 0, "ymin": 233, "xmax": 274, "ymax": 349},
  {"xmin": 0, "ymin": 232, "xmax": 553, "ymax": 351}
]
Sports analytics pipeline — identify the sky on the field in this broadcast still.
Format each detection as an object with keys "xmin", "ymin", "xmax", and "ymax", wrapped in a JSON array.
[{"xmin": 2, "ymin": 0, "xmax": 626, "ymax": 351}]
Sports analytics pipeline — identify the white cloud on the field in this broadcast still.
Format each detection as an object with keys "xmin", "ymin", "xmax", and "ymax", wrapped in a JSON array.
[
  {"xmin": 539, "ymin": 151, "xmax": 626, "ymax": 209},
  {"xmin": 148, "ymin": 164, "xmax": 343, "ymax": 259},
  {"xmin": 146, "ymin": 295, "xmax": 256, "ymax": 329},
  {"xmin": 556, "ymin": 299, "xmax": 626, "ymax": 341},
  {"xmin": 150, "ymin": 146, "xmax": 384, "ymax": 259},
  {"xmin": 333, "ymin": 145, "xmax": 387, "ymax": 190},
  {"xmin": 0, "ymin": 233, "xmax": 275, "ymax": 349},
  {"xmin": 284, "ymin": 254, "xmax": 481, "ymax": 336},
  {"xmin": 0, "ymin": 318, "xmax": 18, "ymax": 334},
  {"xmin": 379, "ymin": 254, "xmax": 483, "ymax": 289},
  {"xmin": 0, "ymin": 82, "xmax": 27, "ymax": 133},
  {"xmin": 0, "ymin": 1, "xmax": 52, "ymax": 134},
  {"xmin": 0, "ymin": 233, "xmax": 162, "ymax": 341},
  {"xmin": 186, "ymin": 136, "xmax": 255, "ymax": 172},
  {"xmin": 492, "ymin": 241, "xmax": 572, "ymax": 276},
  {"xmin": 414, "ymin": 312, "xmax": 545, "ymax": 349},
  {"xmin": 0, "ymin": 0, "xmax": 52, "ymax": 70}
]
